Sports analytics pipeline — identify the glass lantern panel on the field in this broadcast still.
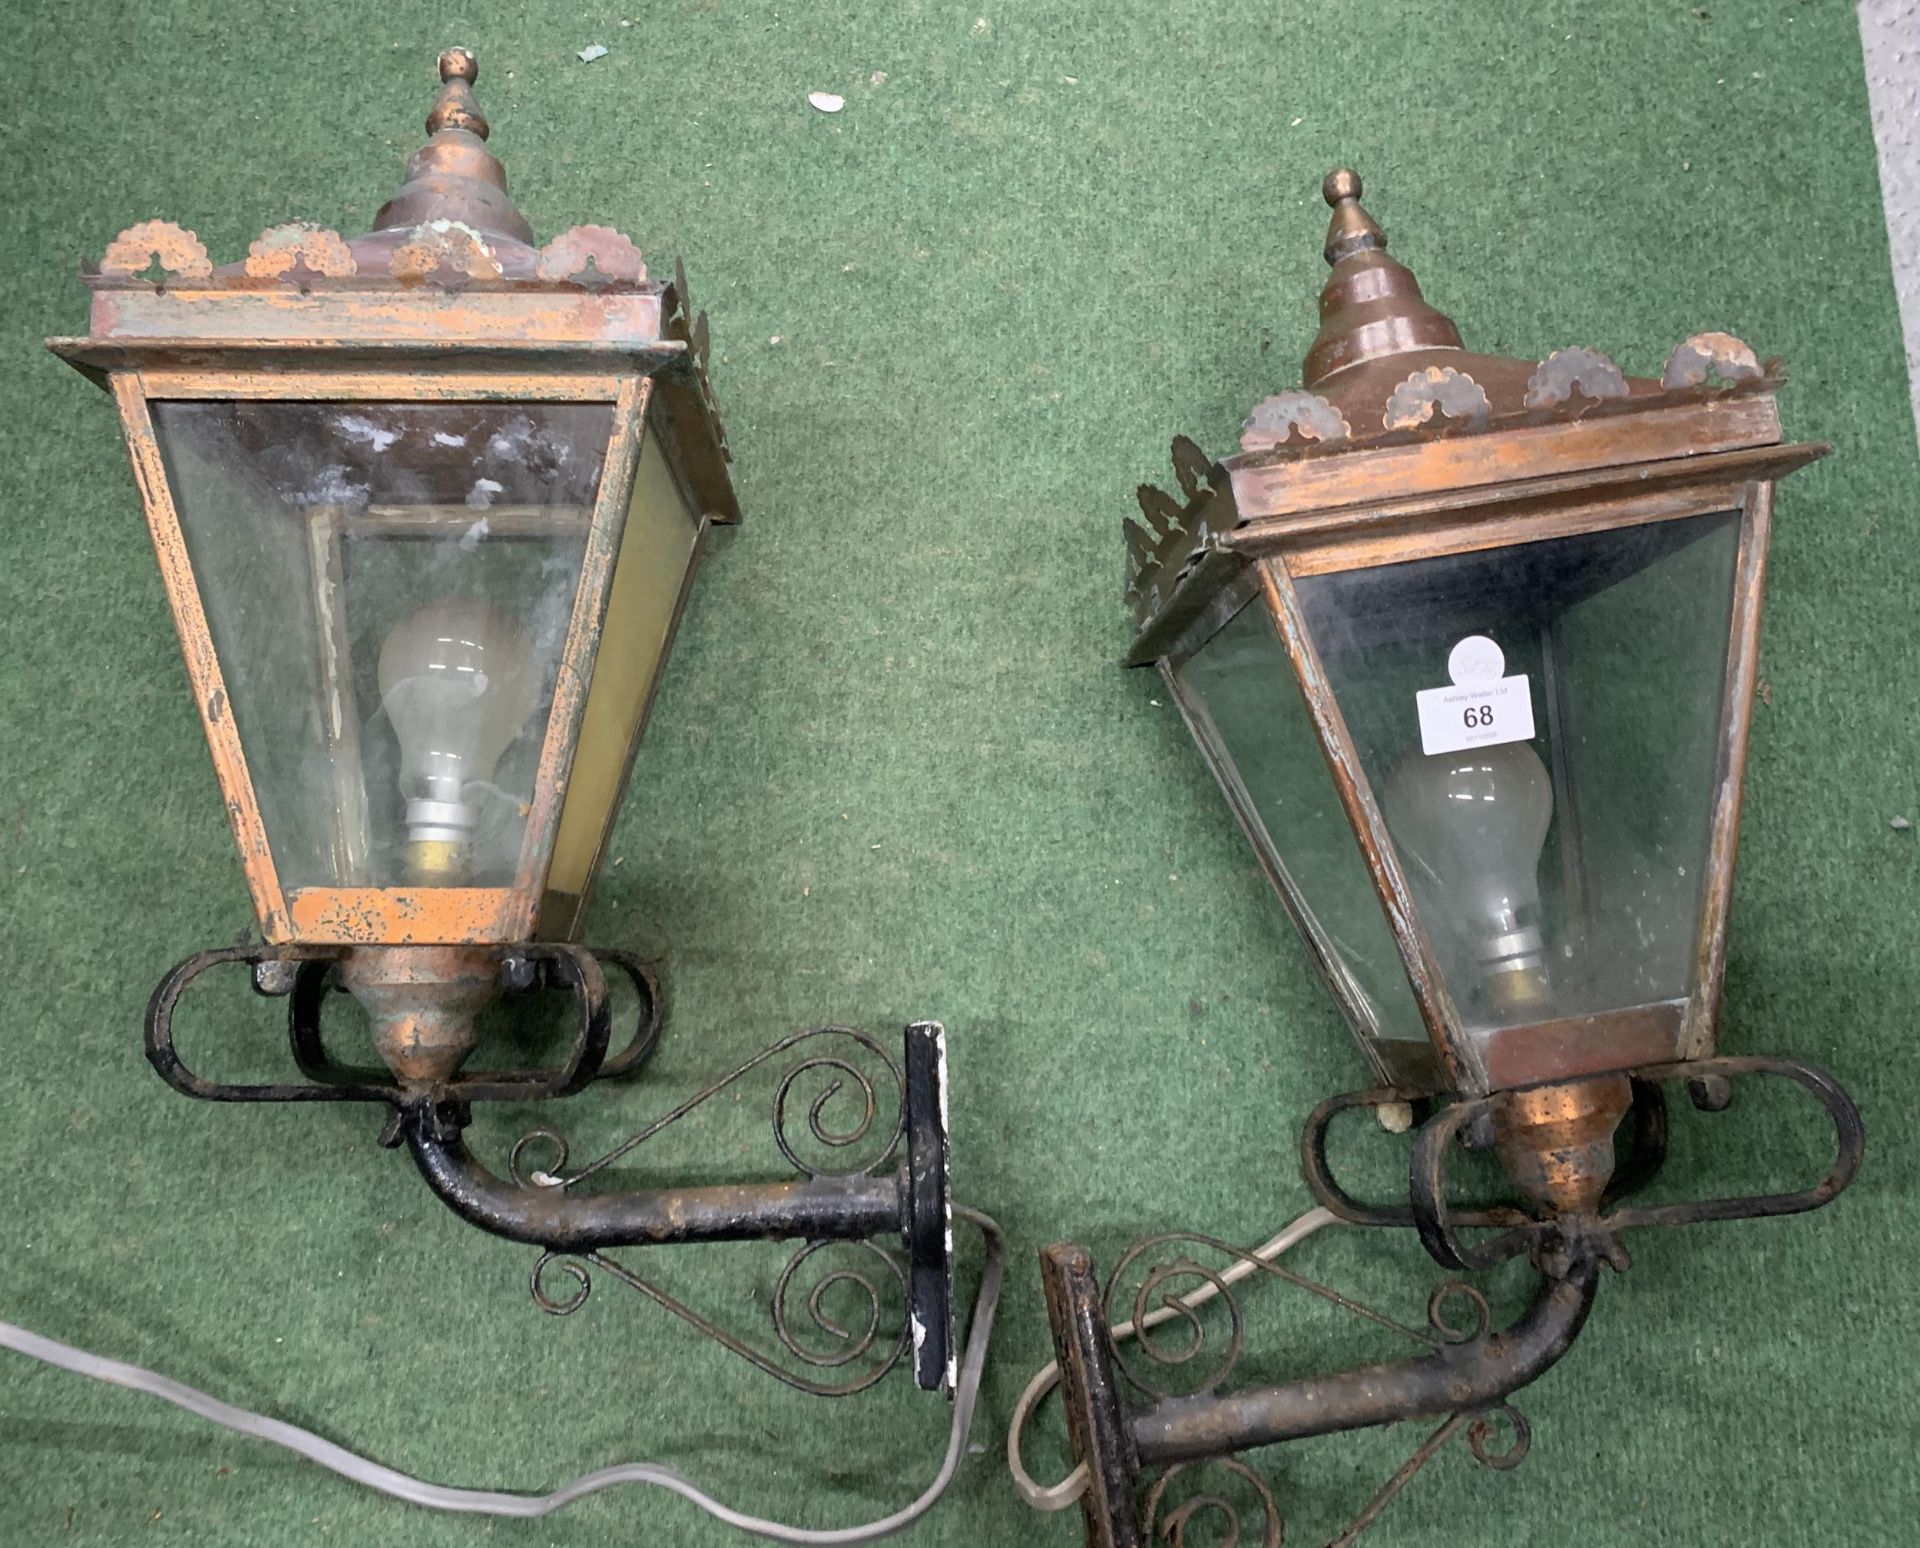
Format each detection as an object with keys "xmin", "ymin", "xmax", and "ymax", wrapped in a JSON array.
[
  {"xmin": 1291, "ymin": 509, "xmax": 1742, "ymax": 1041},
  {"xmin": 539, "ymin": 414, "xmax": 703, "ymax": 935},
  {"xmin": 151, "ymin": 401, "xmax": 613, "ymax": 890},
  {"xmin": 1173, "ymin": 596, "xmax": 1430, "ymax": 1059}
]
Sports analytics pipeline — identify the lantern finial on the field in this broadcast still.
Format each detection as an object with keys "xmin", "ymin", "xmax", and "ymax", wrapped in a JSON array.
[
  {"xmin": 370, "ymin": 46, "xmax": 535, "ymax": 248},
  {"xmin": 1320, "ymin": 167, "xmax": 1382, "ymax": 264},
  {"xmin": 427, "ymin": 47, "xmax": 488, "ymax": 139},
  {"xmin": 1303, "ymin": 167, "xmax": 1464, "ymax": 386}
]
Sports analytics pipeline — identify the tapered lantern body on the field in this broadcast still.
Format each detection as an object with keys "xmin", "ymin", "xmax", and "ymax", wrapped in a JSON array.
[
  {"xmin": 49, "ymin": 50, "xmax": 733, "ymax": 949},
  {"xmin": 48, "ymin": 51, "xmax": 964, "ymax": 1408},
  {"xmin": 1127, "ymin": 171, "xmax": 1825, "ymax": 1098}
]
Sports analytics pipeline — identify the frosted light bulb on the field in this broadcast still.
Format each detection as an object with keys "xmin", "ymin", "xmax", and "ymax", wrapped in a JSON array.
[
  {"xmin": 377, "ymin": 598, "xmax": 539, "ymax": 878},
  {"xmin": 1383, "ymin": 740, "xmax": 1554, "ymax": 1012}
]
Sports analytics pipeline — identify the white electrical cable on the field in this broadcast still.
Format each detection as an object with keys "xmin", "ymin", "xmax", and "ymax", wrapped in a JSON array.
[
  {"xmin": 1007, "ymin": 1205, "xmax": 1340, "ymax": 1511},
  {"xmin": 0, "ymin": 1205, "xmax": 1004, "ymax": 1545}
]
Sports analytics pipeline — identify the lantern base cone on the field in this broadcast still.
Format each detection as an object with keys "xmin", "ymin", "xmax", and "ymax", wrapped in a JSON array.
[
  {"xmin": 338, "ymin": 945, "xmax": 499, "ymax": 1085},
  {"xmin": 1494, "ymin": 1074, "xmax": 1634, "ymax": 1218}
]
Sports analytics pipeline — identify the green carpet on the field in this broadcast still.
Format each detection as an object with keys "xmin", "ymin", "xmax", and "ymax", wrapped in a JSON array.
[{"xmin": 3, "ymin": 1, "xmax": 1917, "ymax": 1543}]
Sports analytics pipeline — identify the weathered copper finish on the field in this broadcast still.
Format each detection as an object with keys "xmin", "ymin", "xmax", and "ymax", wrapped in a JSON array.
[
  {"xmin": 70, "ymin": 50, "xmax": 970, "ymax": 1476},
  {"xmin": 1059, "ymin": 166, "xmax": 1866, "ymax": 1548},
  {"xmin": 50, "ymin": 49, "xmax": 737, "ymax": 950},
  {"xmin": 337, "ymin": 945, "xmax": 500, "ymax": 1083},
  {"xmin": 1124, "ymin": 168, "xmax": 1828, "ymax": 1100},
  {"xmin": 1492, "ymin": 1075, "xmax": 1633, "ymax": 1217},
  {"xmin": 369, "ymin": 48, "xmax": 536, "ymax": 262},
  {"xmin": 1305, "ymin": 169, "xmax": 1464, "ymax": 385},
  {"xmin": 1257, "ymin": 555, "xmax": 1474, "ymax": 1090}
]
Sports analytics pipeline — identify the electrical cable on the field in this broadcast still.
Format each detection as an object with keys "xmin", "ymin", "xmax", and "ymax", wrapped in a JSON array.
[
  {"xmin": 0, "ymin": 1204, "xmax": 1005, "ymax": 1545},
  {"xmin": 1006, "ymin": 1205, "xmax": 1341, "ymax": 1511}
]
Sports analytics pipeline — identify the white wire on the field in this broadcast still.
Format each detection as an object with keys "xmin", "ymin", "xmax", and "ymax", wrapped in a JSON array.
[
  {"xmin": 1006, "ymin": 1205, "xmax": 1341, "ymax": 1511},
  {"xmin": 0, "ymin": 1205, "xmax": 1005, "ymax": 1546}
]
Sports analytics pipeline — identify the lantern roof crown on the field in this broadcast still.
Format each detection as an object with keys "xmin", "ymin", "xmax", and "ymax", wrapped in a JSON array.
[
  {"xmin": 60, "ymin": 48, "xmax": 672, "ymax": 305},
  {"xmin": 360, "ymin": 46, "xmax": 538, "ymax": 272},
  {"xmin": 1120, "ymin": 167, "xmax": 1820, "ymax": 648},
  {"xmin": 1305, "ymin": 167, "xmax": 1464, "ymax": 385},
  {"xmin": 47, "ymin": 46, "xmax": 735, "ymax": 512}
]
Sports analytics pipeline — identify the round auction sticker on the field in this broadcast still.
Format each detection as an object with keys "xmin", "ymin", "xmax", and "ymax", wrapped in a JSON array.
[{"xmin": 1447, "ymin": 635, "xmax": 1505, "ymax": 685}]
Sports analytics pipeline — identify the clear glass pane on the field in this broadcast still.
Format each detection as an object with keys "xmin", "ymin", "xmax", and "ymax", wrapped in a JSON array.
[
  {"xmin": 152, "ymin": 401, "xmax": 613, "ymax": 890},
  {"xmin": 1174, "ymin": 597, "xmax": 1429, "ymax": 1057},
  {"xmin": 1293, "ymin": 510, "xmax": 1741, "ymax": 1038}
]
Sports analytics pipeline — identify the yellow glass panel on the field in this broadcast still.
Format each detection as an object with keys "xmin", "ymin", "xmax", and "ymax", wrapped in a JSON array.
[{"xmin": 541, "ymin": 415, "xmax": 702, "ymax": 922}]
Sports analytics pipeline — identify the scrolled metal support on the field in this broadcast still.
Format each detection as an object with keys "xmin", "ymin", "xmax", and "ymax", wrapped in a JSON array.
[
  {"xmin": 141, "ymin": 944, "xmax": 958, "ymax": 1395},
  {"xmin": 145, "ymin": 941, "xmax": 657, "ymax": 1109},
  {"xmin": 389, "ymin": 1021, "xmax": 957, "ymax": 1393},
  {"xmin": 1037, "ymin": 1054, "xmax": 1862, "ymax": 1545},
  {"xmin": 1603, "ymin": 1054, "xmax": 1864, "ymax": 1229},
  {"xmin": 1403, "ymin": 1053, "xmax": 1863, "ymax": 1271},
  {"xmin": 1037, "ymin": 1229, "xmax": 1576, "ymax": 1548},
  {"xmin": 1300, "ymin": 1084, "xmax": 1530, "ymax": 1235}
]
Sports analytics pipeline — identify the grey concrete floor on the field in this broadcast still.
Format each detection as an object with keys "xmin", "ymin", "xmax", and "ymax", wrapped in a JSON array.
[{"xmin": 1861, "ymin": 0, "xmax": 1920, "ymax": 451}]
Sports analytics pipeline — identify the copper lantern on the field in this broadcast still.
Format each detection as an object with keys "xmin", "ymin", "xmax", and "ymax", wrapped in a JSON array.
[
  {"xmin": 1032, "ymin": 171, "xmax": 1865, "ymax": 1548},
  {"xmin": 49, "ymin": 49, "xmax": 962, "ymax": 1422},
  {"xmin": 50, "ymin": 49, "xmax": 732, "ymax": 966}
]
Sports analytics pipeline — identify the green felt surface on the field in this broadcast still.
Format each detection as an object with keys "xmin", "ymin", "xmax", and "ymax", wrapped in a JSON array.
[{"xmin": 3, "ymin": 1, "xmax": 1918, "ymax": 1543}]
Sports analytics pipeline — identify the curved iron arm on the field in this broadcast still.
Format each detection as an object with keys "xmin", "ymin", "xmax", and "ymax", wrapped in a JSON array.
[
  {"xmin": 1039, "ymin": 1238, "xmax": 1596, "ymax": 1548},
  {"xmin": 397, "ymin": 1022, "xmax": 957, "ymax": 1392},
  {"xmin": 1126, "ymin": 1254, "xmax": 1600, "ymax": 1465},
  {"xmin": 402, "ymin": 1100, "xmax": 907, "ymax": 1250}
]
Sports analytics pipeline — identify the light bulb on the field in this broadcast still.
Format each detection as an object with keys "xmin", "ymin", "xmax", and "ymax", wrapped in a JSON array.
[
  {"xmin": 377, "ymin": 597, "xmax": 539, "ymax": 879},
  {"xmin": 1383, "ymin": 740, "xmax": 1554, "ymax": 1013}
]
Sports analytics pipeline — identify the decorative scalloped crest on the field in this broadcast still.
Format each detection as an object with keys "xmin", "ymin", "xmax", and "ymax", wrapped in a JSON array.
[
  {"xmin": 98, "ymin": 221, "xmax": 213, "ymax": 281},
  {"xmin": 1662, "ymin": 332, "xmax": 1761, "ymax": 390},
  {"xmin": 1123, "ymin": 438, "xmax": 1235, "ymax": 622},
  {"xmin": 389, "ymin": 220, "xmax": 504, "ymax": 288},
  {"xmin": 536, "ymin": 225, "xmax": 647, "ymax": 285},
  {"xmin": 1382, "ymin": 365, "xmax": 1492, "ymax": 432},
  {"xmin": 1170, "ymin": 435, "xmax": 1212, "ymax": 499},
  {"xmin": 1525, "ymin": 347, "xmax": 1629, "ymax": 410},
  {"xmin": 669, "ymin": 255, "xmax": 694, "ymax": 326},
  {"xmin": 1241, "ymin": 390, "xmax": 1350, "ymax": 454},
  {"xmin": 244, "ymin": 223, "xmax": 357, "ymax": 281}
]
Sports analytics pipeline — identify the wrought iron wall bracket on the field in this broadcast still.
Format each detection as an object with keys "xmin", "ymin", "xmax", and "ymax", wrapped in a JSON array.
[
  {"xmin": 1039, "ymin": 1054, "xmax": 1863, "ymax": 1546},
  {"xmin": 143, "ymin": 944, "xmax": 956, "ymax": 1393}
]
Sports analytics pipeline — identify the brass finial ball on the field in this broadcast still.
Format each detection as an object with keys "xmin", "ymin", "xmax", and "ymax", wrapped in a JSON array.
[
  {"xmin": 439, "ymin": 47, "xmax": 478, "ymax": 84},
  {"xmin": 1323, "ymin": 168, "xmax": 1362, "ymax": 206}
]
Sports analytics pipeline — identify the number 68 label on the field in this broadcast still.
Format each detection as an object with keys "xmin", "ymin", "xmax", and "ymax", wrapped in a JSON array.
[{"xmin": 1415, "ymin": 674, "xmax": 1536, "ymax": 756}]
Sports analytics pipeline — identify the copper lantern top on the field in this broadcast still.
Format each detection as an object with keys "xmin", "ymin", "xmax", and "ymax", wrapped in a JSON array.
[
  {"xmin": 49, "ymin": 44, "xmax": 732, "ymax": 476},
  {"xmin": 1123, "ymin": 167, "xmax": 1813, "ymax": 654},
  {"xmin": 367, "ymin": 48, "xmax": 537, "ymax": 258}
]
